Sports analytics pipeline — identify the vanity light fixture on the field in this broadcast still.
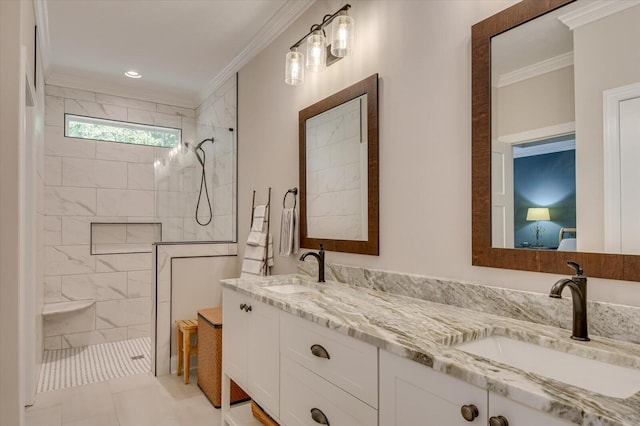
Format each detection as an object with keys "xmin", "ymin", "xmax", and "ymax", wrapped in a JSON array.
[
  {"xmin": 526, "ymin": 207, "xmax": 550, "ymax": 247},
  {"xmin": 284, "ymin": 4, "xmax": 353, "ymax": 86},
  {"xmin": 124, "ymin": 70, "xmax": 142, "ymax": 79}
]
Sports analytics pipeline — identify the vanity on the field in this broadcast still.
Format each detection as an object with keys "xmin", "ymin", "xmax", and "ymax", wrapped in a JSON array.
[{"xmin": 220, "ymin": 274, "xmax": 640, "ymax": 426}]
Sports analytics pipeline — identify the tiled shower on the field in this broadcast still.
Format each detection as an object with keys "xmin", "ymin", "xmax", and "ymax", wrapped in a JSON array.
[{"xmin": 41, "ymin": 77, "xmax": 237, "ymax": 353}]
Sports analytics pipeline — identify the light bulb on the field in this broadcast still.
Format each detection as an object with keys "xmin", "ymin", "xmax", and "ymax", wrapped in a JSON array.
[
  {"xmin": 330, "ymin": 11, "xmax": 354, "ymax": 58},
  {"xmin": 285, "ymin": 48, "xmax": 305, "ymax": 85},
  {"xmin": 306, "ymin": 30, "xmax": 327, "ymax": 72}
]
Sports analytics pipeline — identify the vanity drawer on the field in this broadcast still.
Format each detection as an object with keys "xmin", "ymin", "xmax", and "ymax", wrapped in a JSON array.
[
  {"xmin": 280, "ymin": 312, "xmax": 378, "ymax": 408},
  {"xmin": 280, "ymin": 356, "xmax": 378, "ymax": 426}
]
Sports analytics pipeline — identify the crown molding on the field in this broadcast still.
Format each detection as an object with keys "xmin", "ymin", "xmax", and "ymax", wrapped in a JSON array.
[
  {"xmin": 33, "ymin": 0, "xmax": 52, "ymax": 77},
  {"xmin": 46, "ymin": 69, "xmax": 196, "ymax": 108},
  {"xmin": 196, "ymin": 0, "xmax": 316, "ymax": 107},
  {"xmin": 558, "ymin": 0, "xmax": 640, "ymax": 30},
  {"xmin": 495, "ymin": 51, "xmax": 573, "ymax": 88},
  {"xmin": 498, "ymin": 122, "xmax": 576, "ymax": 145}
]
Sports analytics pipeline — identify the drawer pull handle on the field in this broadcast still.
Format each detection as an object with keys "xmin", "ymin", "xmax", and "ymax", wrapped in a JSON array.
[
  {"xmin": 489, "ymin": 416, "xmax": 509, "ymax": 426},
  {"xmin": 460, "ymin": 404, "xmax": 479, "ymax": 421},
  {"xmin": 310, "ymin": 344, "xmax": 331, "ymax": 359},
  {"xmin": 310, "ymin": 408, "xmax": 330, "ymax": 425},
  {"xmin": 240, "ymin": 303, "xmax": 246, "ymax": 310},
  {"xmin": 246, "ymin": 305, "xmax": 252, "ymax": 312}
]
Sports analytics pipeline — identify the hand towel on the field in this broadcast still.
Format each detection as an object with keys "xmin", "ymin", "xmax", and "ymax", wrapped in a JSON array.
[
  {"xmin": 279, "ymin": 207, "xmax": 299, "ymax": 256},
  {"xmin": 241, "ymin": 233, "xmax": 274, "ymax": 277},
  {"xmin": 251, "ymin": 205, "xmax": 267, "ymax": 232}
]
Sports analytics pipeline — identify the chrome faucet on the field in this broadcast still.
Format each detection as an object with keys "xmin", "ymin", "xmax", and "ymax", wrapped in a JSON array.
[
  {"xmin": 549, "ymin": 261, "xmax": 589, "ymax": 341},
  {"xmin": 300, "ymin": 244, "xmax": 325, "ymax": 283}
]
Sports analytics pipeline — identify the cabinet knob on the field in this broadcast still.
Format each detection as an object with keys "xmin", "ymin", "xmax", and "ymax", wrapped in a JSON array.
[
  {"xmin": 489, "ymin": 415, "xmax": 509, "ymax": 426},
  {"xmin": 310, "ymin": 344, "xmax": 331, "ymax": 359},
  {"xmin": 240, "ymin": 303, "xmax": 246, "ymax": 311},
  {"xmin": 460, "ymin": 404, "xmax": 479, "ymax": 421},
  {"xmin": 246, "ymin": 305, "xmax": 252, "ymax": 312},
  {"xmin": 310, "ymin": 408, "xmax": 330, "ymax": 425}
]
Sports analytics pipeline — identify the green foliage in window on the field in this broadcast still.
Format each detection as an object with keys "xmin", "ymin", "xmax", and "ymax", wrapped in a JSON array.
[{"xmin": 67, "ymin": 120, "xmax": 178, "ymax": 147}]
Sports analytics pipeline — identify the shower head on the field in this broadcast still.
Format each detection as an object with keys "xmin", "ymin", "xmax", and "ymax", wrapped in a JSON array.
[
  {"xmin": 195, "ymin": 137, "xmax": 214, "ymax": 151},
  {"xmin": 194, "ymin": 137, "xmax": 214, "ymax": 166}
]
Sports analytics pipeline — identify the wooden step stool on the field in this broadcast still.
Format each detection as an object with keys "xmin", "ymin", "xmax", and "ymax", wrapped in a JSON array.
[{"xmin": 176, "ymin": 318, "xmax": 198, "ymax": 384}]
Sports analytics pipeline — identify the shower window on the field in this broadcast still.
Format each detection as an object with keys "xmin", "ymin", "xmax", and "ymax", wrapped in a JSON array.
[{"xmin": 65, "ymin": 114, "xmax": 181, "ymax": 147}]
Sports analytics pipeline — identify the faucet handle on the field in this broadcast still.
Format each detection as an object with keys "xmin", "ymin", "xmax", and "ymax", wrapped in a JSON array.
[{"xmin": 567, "ymin": 261, "xmax": 583, "ymax": 276}]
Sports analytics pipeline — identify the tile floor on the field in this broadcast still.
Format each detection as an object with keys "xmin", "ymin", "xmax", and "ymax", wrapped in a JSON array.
[{"xmin": 25, "ymin": 371, "xmax": 234, "ymax": 426}]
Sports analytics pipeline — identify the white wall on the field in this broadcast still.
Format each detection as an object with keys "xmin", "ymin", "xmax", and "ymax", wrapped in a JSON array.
[{"xmin": 237, "ymin": 0, "xmax": 640, "ymax": 307}]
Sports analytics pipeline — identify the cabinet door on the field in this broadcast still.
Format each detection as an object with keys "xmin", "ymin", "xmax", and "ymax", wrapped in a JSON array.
[
  {"xmin": 247, "ymin": 298, "xmax": 280, "ymax": 418},
  {"xmin": 489, "ymin": 392, "xmax": 574, "ymax": 426},
  {"xmin": 380, "ymin": 350, "xmax": 487, "ymax": 426},
  {"xmin": 222, "ymin": 288, "xmax": 248, "ymax": 389}
]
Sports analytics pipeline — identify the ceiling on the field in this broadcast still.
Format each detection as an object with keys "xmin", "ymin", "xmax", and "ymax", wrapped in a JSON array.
[{"xmin": 39, "ymin": 0, "xmax": 314, "ymax": 107}]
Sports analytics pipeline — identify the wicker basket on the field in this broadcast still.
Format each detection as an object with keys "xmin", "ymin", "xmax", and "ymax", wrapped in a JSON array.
[
  {"xmin": 251, "ymin": 400, "xmax": 280, "ymax": 426},
  {"xmin": 197, "ymin": 307, "xmax": 250, "ymax": 408}
]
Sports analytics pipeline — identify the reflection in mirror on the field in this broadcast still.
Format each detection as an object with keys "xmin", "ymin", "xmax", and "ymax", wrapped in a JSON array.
[
  {"xmin": 299, "ymin": 74, "xmax": 378, "ymax": 255},
  {"xmin": 305, "ymin": 95, "xmax": 368, "ymax": 241},
  {"xmin": 489, "ymin": 0, "xmax": 640, "ymax": 255}
]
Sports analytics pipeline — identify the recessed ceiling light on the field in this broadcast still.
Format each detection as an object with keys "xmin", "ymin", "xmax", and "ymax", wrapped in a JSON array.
[{"xmin": 125, "ymin": 71, "xmax": 142, "ymax": 79}]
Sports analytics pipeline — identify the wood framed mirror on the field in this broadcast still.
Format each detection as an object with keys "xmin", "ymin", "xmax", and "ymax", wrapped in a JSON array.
[
  {"xmin": 472, "ymin": 0, "xmax": 640, "ymax": 281},
  {"xmin": 299, "ymin": 74, "xmax": 379, "ymax": 255}
]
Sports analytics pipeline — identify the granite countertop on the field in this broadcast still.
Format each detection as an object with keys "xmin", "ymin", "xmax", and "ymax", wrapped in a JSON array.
[{"xmin": 220, "ymin": 274, "xmax": 640, "ymax": 426}]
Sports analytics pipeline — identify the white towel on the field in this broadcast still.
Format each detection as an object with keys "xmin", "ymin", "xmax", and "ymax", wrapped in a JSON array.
[
  {"xmin": 241, "ymin": 233, "xmax": 274, "ymax": 277},
  {"xmin": 279, "ymin": 207, "xmax": 299, "ymax": 256},
  {"xmin": 251, "ymin": 205, "xmax": 267, "ymax": 232}
]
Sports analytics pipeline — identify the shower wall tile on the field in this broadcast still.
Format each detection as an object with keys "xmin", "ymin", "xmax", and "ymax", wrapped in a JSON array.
[
  {"xmin": 95, "ymin": 141, "xmax": 155, "ymax": 163},
  {"xmin": 45, "ymin": 245, "xmax": 95, "ymax": 276},
  {"xmin": 61, "ymin": 272, "xmax": 128, "ymax": 301},
  {"xmin": 156, "ymin": 104, "xmax": 196, "ymax": 118},
  {"xmin": 127, "ymin": 324, "xmax": 150, "ymax": 339},
  {"xmin": 96, "ymin": 253, "xmax": 151, "ymax": 272},
  {"xmin": 45, "ymin": 186, "xmax": 97, "ymax": 216},
  {"xmin": 181, "ymin": 118, "xmax": 196, "ymax": 143},
  {"xmin": 46, "ymin": 85, "xmax": 96, "ymax": 102},
  {"xmin": 95, "ymin": 93, "xmax": 156, "ymax": 112},
  {"xmin": 44, "ymin": 336, "xmax": 62, "ymax": 350},
  {"xmin": 45, "ymin": 96, "xmax": 64, "ymax": 126},
  {"xmin": 44, "ymin": 216, "xmax": 62, "ymax": 246},
  {"xmin": 44, "ymin": 304, "xmax": 95, "ymax": 337},
  {"xmin": 95, "ymin": 298, "xmax": 150, "ymax": 329},
  {"xmin": 45, "ymin": 126, "xmax": 96, "ymax": 159},
  {"xmin": 62, "ymin": 158, "xmax": 128, "ymax": 189},
  {"xmin": 44, "ymin": 156, "xmax": 62, "ymax": 185},
  {"xmin": 44, "ymin": 276, "xmax": 62, "ymax": 304},
  {"xmin": 127, "ymin": 270, "xmax": 151, "ymax": 297},
  {"xmin": 127, "ymin": 109, "xmax": 181, "ymax": 128},
  {"xmin": 65, "ymin": 99, "xmax": 128, "ymax": 122},
  {"xmin": 96, "ymin": 189, "xmax": 154, "ymax": 217},
  {"xmin": 127, "ymin": 163, "xmax": 154, "ymax": 190},
  {"xmin": 61, "ymin": 328, "xmax": 128, "ymax": 348}
]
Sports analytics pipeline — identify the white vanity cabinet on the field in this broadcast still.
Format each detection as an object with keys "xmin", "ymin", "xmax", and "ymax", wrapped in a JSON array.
[
  {"xmin": 380, "ymin": 350, "xmax": 487, "ymax": 425},
  {"xmin": 381, "ymin": 350, "xmax": 575, "ymax": 426},
  {"xmin": 222, "ymin": 288, "xmax": 280, "ymax": 418}
]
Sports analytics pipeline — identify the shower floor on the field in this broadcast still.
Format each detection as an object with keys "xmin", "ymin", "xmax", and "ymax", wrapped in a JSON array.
[{"xmin": 38, "ymin": 337, "xmax": 151, "ymax": 393}]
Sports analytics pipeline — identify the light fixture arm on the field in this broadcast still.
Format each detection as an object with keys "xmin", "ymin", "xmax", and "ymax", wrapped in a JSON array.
[{"xmin": 289, "ymin": 4, "xmax": 351, "ymax": 50}]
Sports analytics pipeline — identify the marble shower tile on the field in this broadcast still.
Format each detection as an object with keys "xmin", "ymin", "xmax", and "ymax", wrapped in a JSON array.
[
  {"xmin": 95, "ymin": 298, "xmax": 150, "ymax": 329},
  {"xmin": 44, "ymin": 276, "xmax": 62, "ymax": 303},
  {"xmin": 95, "ymin": 141, "xmax": 154, "ymax": 163},
  {"xmin": 65, "ymin": 99, "xmax": 127, "ymax": 122},
  {"xmin": 43, "ymin": 304, "xmax": 95, "ymax": 337},
  {"xmin": 61, "ymin": 328, "xmax": 128, "ymax": 348},
  {"xmin": 127, "ymin": 163, "xmax": 154, "ymax": 190},
  {"xmin": 44, "ymin": 156, "xmax": 62, "ymax": 185},
  {"xmin": 45, "ymin": 186, "xmax": 96, "ymax": 216},
  {"xmin": 45, "ymin": 96, "xmax": 64, "ymax": 126},
  {"xmin": 44, "ymin": 216, "xmax": 62, "ymax": 246},
  {"xmin": 95, "ymin": 93, "xmax": 157, "ymax": 112},
  {"xmin": 156, "ymin": 104, "xmax": 195, "ymax": 118},
  {"xmin": 96, "ymin": 189, "xmax": 154, "ymax": 217},
  {"xmin": 45, "ymin": 126, "xmax": 96, "ymax": 159},
  {"xmin": 128, "ymin": 270, "xmax": 151, "ymax": 297},
  {"xmin": 127, "ymin": 323, "xmax": 150, "ymax": 339},
  {"xmin": 61, "ymin": 272, "xmax": 128, "ymax": 301},
  {"xmin": 127, "ymin": 109, "xmax": 182, "ymax": 128},
  {"xmin": 95, "ymin": 253, "xmax": 151, "ymax": 272},
  {"xmin": 43, "ymin": 336, "xmax": 62, "ymax": 350},
  {"xmin": 62, "ymin": 158, "xmax": 128, "ymax": 189},
  {"xmin": 45, "ymin": 85, "xmax": 96, "ymax": 102},
  {"xmin": 45, "ymin": 245, "xmax": 95, "ymax": 276}
]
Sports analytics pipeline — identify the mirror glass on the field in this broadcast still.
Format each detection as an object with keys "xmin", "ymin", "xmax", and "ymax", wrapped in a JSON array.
[
  {"xmin": 305, "ymin": 94, "xmax": 368, "ymax": 241},
  {"xmin": 490, "ymin": 0, "xmax": 640, "ymax": 254},
  {"xmin": 299, "ymin": 74, "xmax": 378, "ymax": 255}
]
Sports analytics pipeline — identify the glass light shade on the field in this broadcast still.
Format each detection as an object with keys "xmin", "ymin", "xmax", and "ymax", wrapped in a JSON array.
[
  {"xmin": 330, "ymin": 12, "xmax": 354, "ymax": 57},
  {"xmin": 285, "ymin": 48, "xmax": 305, "ymax": 85},
  {"xmin": 306, "ymin": 30, "xmax": 327, "ymax": 72},
  {"xmin": 526, "ymin": 207, "xmax": 550, "ymax": 221}
]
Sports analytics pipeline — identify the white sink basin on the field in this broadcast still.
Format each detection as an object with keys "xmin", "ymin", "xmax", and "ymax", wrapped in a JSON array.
[
  {"xmin": 456, "ymin": 335, "xmax": 640, "ymax": 398},
  {"xmin": 265, "ymin": 284, "xmax": 314, "ymax": 294}
]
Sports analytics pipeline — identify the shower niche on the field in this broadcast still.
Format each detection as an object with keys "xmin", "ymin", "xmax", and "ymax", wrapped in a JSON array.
[{"xmin": 90, "ymin": 222, "xmax": 162, "ymax": 255}]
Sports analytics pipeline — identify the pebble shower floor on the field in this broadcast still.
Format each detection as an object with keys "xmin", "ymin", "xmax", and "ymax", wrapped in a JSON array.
[{"xmin": 37, "ymin": 337, "xmax": 151, "ymax": 392}]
